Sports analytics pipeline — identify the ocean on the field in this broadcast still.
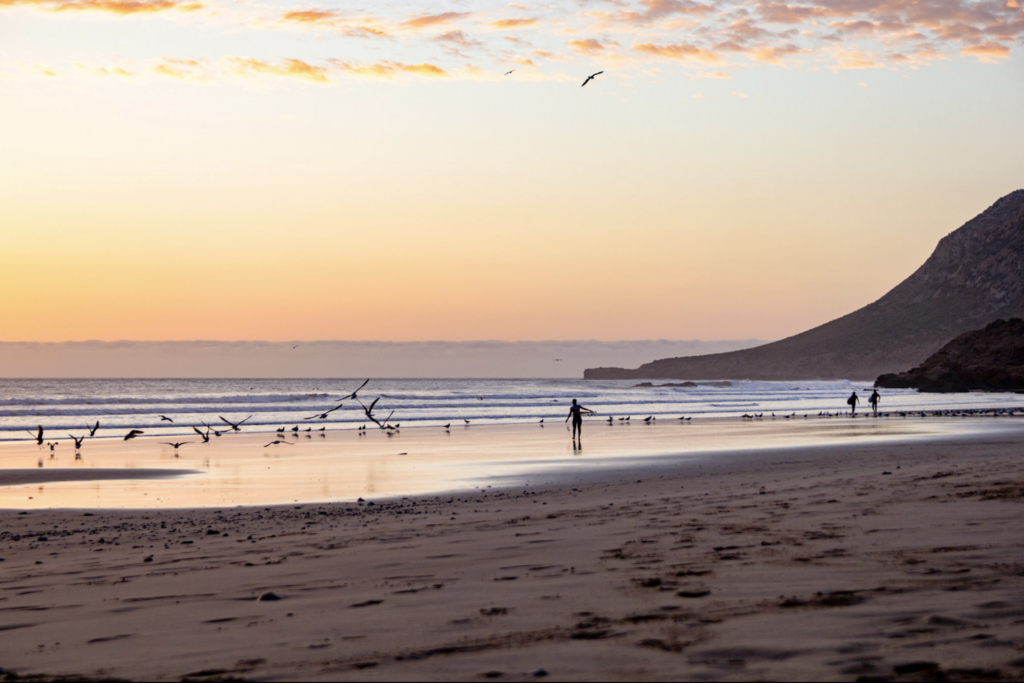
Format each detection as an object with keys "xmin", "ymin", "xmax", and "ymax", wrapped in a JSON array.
[{"xmin": 2, "ymin": 378, "xmax": 1022, "ymax": 442}]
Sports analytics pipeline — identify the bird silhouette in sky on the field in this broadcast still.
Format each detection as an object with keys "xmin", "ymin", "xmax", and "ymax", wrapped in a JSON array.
[
  {"xmin": 505, "ymin": 69, "xmax": 515, "ymax": 75},
  {"xmin": 159, "ymin": 415, "xmax": 174, "ymax": 423},
  {"xmin": 581, "ymin": 71, "xmax": 604, "ymax": 87}
]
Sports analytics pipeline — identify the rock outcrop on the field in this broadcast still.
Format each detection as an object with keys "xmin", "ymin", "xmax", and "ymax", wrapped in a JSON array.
[
  {"xmin": 586, "ymin": 190, "xmax": 1024, "ymax": 381},
  {"xmin": 875, "ymin": 319, "xmax": 1024, "ymax": 393}
]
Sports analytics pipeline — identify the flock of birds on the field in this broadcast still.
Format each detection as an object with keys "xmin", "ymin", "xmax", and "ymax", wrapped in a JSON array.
[
  {"xmin": 21, "ymin": 377, "xmax": 1024, "ymax": 460},
  {"xmin": 28, "ymin": 379, "xmax": 390, "ymax": 458}
]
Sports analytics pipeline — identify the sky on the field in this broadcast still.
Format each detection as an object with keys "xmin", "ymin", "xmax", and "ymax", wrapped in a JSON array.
[
  {"xmin": 1, "ymin": 0, "xmax": 1022, "ymax": 344},
  {"xmin": 0, "ymin": 339, "xmax": 767, "ymax": 377}
]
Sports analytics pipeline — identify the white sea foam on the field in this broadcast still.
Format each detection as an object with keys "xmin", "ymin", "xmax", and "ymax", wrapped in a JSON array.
[{"xmin": 1, "ymin": 378, "xmax": 1023, "ymax": 442}]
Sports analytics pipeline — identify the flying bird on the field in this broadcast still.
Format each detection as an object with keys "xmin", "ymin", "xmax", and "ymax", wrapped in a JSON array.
[
  {"xmin": 202, "ymin": 422, "xmax": 228, "ymax": 437},
  {"xmin": 70, "ymin": 435, "xmax": 85, "ymax": 450},
  {"xmin": 124, "ymin": 430, "xmax": 145, "ymax": 441},
  {"xmin": 26, "ymin": 426, "xmax": 43, "ymax": 445},
  {"xmin": 581, "ymin": 70, "xmax": 604, "ymax": 87},
  {"xmin": 193, "ymin": 426, "xmax": 211, "ymax": 443},
  {"xmin": 358, "ymin": 397, "xmax": 385, "ymax": 428},
  {"xmin": 159, "ymin": 415, "xmax": 174, "ymax": 423},
  {"xmin": 162, "ymin": 442, "xmax": 190, "ymax": 453},
  {"xmin": 265, "ymin": 440, "xmax": 293, "ymax": 447},
  {"xmin": 304, "ymin": 379, "xmax": 371, "ymax": 419},
  {"xmin": 47, "ymin": 442, "xmax": 58, "ymax": 453},
  {"xmin": 88, "ymin": 421, "xmax": 100, "ymax": 437},
  {"xmin": 219, "ymin": 415, "xmax": 252, "ymax": 432},
  {"xmin": 505, "ymin": 69, "xmax": 515, "ymax": 75}
]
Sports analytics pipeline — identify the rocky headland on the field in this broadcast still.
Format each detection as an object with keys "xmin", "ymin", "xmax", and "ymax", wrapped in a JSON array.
[
  {"xmin": 587, "ymin": 190, "xmax": 1024, "ymax": 381},
  {"xmin": 876, "ymin": 318, "xmax": 1024, "ymax": 393}
]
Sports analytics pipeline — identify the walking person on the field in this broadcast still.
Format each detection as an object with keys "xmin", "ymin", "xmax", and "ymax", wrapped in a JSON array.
[
  {"xmin": 566, "ymin": 399, "xmax": 594, "ymax": 445},
  {"xmin": 869, "ymin": 389, "xmax": 881, "ymax": 416},
  {"xmin": 847, "ymin": 391, "xmax": 860, "ymax": 416}
]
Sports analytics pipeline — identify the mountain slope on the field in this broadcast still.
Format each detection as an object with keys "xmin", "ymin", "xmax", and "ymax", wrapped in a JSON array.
[{"xmin": 585, "ymin": 190, "xmax": 1024, "ymax": 381}]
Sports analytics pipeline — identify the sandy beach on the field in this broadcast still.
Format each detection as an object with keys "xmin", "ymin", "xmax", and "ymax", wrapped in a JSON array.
[{"xmin": 3, "ymin": 426, "xmax": 1024, "ymax": 681}]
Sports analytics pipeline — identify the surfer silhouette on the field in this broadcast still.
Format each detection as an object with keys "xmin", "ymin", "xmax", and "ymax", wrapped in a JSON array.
[
  {"xmin": 848, "ymin": 391, "xmax": 860, "ymax": 416},
  {"xmin": 566, "ymin": 399, "xmax": 594, "ymax": 444},
  {"xmin": 869, "ymin": 390, "xmax": 881, "ymax": 416}
]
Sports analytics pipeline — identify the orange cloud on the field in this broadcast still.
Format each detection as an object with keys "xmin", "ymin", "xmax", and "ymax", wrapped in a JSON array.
[
  {"xmin": 568, "ymin": 38, "xmax": 605, "ymax": 54},
  {"xmin": 403, "ymin": 11, "xmax": 470, "ymax": 29},
  {"xmin": 961, "ymin": 41, "xmax": 1011, "ymax": 61},
  {"xmin": 75, "ymin": 64, "xmax": 134, "ymax": 77},
  {"xmin": 599, "ymin": 0, "xmax": 715, "ymax": 25},
  {"xmin": 28, "ymin": 0, "xmax": 198, "ymax": 13},
  {"xmin": 828, "ymin": 48, "xmax": 885, "ymax": 71},
  {"xmin": 633, "ymin": 42, "xmax": 719, "ymax": 64},
  {"xmin": 152, "ymin": 58, "xmax": 203, "ymax": 79},
  {"xmin": 332, "ymin": 60, "xmax": 449, "ymax": 80},
  {"xmin": 750, "ymin": 44, "xmax": 806, "ymax": 64},
  {"xmin": 488, "ymin": 18, "xmax": 539, "ymax": 29},
  {"xmin": 281, "ymin": 9, "xmax": 336, "ymax": 24},
  {"xmin": 228, "ymin": 57, "xmax": 330, "ymax": 83},
  {"xmin": 693, "ymin": 70, "xmax": 732, "ymax": 79}
]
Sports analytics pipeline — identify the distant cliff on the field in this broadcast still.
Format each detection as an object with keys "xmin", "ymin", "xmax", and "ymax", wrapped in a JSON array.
[
  {"xmin": 586, "ymin": 190, "xmax": 1024, "ymax": 381},
  {"xmin": 876, "ymin": 319, "xmax": 1024, "ymax": 393}
]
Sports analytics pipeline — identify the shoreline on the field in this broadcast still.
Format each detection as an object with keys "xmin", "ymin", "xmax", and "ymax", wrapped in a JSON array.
[
  {"xmin": 2, "ymin": 432, "xmax": 1024, "ymax": 679},
  {"xmin": 2, "ymin": 417, "xmax": 1024, "ymax": 510}
]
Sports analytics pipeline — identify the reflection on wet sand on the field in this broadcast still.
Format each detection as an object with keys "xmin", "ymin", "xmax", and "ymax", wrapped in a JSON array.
[{"xmin": 1, "ymin": 417, "xmax": 1022, "ymax": 509}]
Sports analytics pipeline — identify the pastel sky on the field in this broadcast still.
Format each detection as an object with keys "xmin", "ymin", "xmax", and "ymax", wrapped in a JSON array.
[{"xmin": 1, "ymin": 0, "xmax": 1022, "ymax": 343}]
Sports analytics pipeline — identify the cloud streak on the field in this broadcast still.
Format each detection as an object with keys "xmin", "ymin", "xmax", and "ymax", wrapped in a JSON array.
[
  {"xmin": 6, "ymin": 0, "xmax": 1020, "ymax": 84},
  {"xmin": 1, "ymin": 0, "xmax": 199, "ymax": 14}
]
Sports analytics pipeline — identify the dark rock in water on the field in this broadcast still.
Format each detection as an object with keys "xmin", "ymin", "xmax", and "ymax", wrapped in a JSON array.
[
  {"xmin": 258, "ymin": 591, "xmax": 283, "ymax": 601},
  {"xmin": 530, "ymin": 669, "xmax": 548, "ymax": 678},
  {"xmin": 206, "ymin": 529, "xmax": 220, "ymax": 535},
  {"xmin": 876, "ymin": 319, "xmax": 1024, "ymax": 392},
  {"xmin": 586, "ymin": 190, "xmax": 1024, "ymax": 381}
]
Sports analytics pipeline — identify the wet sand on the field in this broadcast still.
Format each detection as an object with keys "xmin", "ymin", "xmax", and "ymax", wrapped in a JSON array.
[
  {"xmin": 1, "ymin": 417, "xmax": 1019, "ymax": 509},
  {"xmin": 3, "ymin": 430, "xmax": 1024, "ymax": 680}
]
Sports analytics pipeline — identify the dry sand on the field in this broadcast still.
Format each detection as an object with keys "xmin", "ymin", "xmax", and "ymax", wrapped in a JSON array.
[{"xmin": 3, "ymin": 431, "xmax": 1024, "ymax": 681}]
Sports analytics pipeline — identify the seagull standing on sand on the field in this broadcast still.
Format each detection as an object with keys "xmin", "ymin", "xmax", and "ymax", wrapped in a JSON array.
[{"xmin": 581, "ymin": 71, "xmax": 604, "ymax": 87}]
